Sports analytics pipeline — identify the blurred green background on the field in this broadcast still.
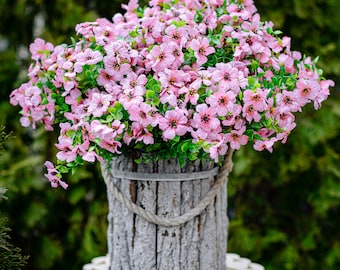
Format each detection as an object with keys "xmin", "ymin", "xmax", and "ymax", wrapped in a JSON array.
[{"xmin": 0, "ymin": 0, "xmax": 339, "ymax": 269}]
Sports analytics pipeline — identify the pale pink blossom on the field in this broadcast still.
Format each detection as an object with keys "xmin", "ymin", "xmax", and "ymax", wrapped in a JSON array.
[
  {"xmin": 192, "ymin": 104, "xmax": 219, "ymax": 132},
  {"xmin": 163, "ymin": 25, "xmax": 188, "ymax": 46},
  {"xmin": 253, "ymin": 138, "xmax": 276, "ymax": 153},
  {"xmin": 295, "ymin": 79, "xmax": 320, "ymax": 106},
  {"xmin": 209, "ymin": 138, "xmax": 228, "ymax": 162},
  {"xmin": 55, "ymin": 136, "xmax": 77, "ymax": 163},
  {"xmin": 179, "ymin": 78, "xmax": 202, "ymax": 105},
  {"xmin": 159, "ymin": 109, "xmax": 189, "ymax": 140},
  {"xmin": 206, "ymin": 91, "xmax": 236, "ymax": 116},
  {"xmin": 87, "ymin": 92, "xmax": 113, "ymax": 117},
  {"xmin": 146, "ymin": 43, "xmax": 175, "ymax": 73},
  {"xmin": 129, "ymin": 103, "xmax": 154, "ymax": 127},
  {"xmin": 276, "ymin": 90, "xmax": 301, "ymax": 113},
  {"xmin": 130, "ymin": 122, "xmax": 154, "ymax": 145},
  {"xmin": 102, "ymin": 54, "xmax": 132, "ymax": 82},
  {"xmin": 211, "ymin": 63, "xmax": 245, "ymax": 94},
  {"xmin": 242, "ymin": 104, "xmax": 261, "ymax": 122},
  {"xmin": 30, "ymin": 38, "xmax": 54, "ymax": 61},
  {"xmin": 189, "ymin": 37, "xmax": 215, "ymax": 66},
  {"xmin": 74, "ymin": 48, "xmax": 103, "ymax": 72},
  {"xmin": 44, "ymin": 161, "xmax": 68, "ymax": 189},
  {"xmin": 314, "ymin": 79, "xmax": 334, "ymax": 109},
  {"xmin": 226, "ymin": 127, "xmax": 248, "ymax": 150},
  {"xmin": 243, "ymin": 89, "xmax": 269, "ymax": 112}
]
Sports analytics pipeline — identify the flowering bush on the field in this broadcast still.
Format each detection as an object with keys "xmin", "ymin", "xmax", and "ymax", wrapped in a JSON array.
[{"xmin": 10, "ymin": 0, "xmax": 334, "ymax": 189}]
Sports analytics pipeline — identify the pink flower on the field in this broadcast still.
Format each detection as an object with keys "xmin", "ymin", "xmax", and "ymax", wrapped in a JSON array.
[
  {"xmin": 120, "ymin": 88, "xmax": 144, "ymax": 110},
  {"xmin": 97, "ymin": 69, "xmax": 114, "ymax": 86},
  {"xmin": 87, "ymin": 92, "xmax": 113, "ymax": 117},
  {"xmin": 159, "ymin": 109, "xmax": 189, "ymax": 140},
  {"xmin": 82, "ymin": 151, "xmax": 100, "ymax": 162},
  {"xmin": 226, "ymin": 127, "xmax": 248, "ymax": 150},
  {"xmin": 276, "ymin": 112, "xmax": 295, "ymax": 129},
  {"xmin": 211, "ymin": 63, "xmax": 246, "ymax": 94},
  {"xmin": 20, "ymin": 116, "xmax": 31, "ymax": 127},
  {"xmin": 55, "ymin": 136, "xmax": 77, "ymax": 162},
  {"xmin": 243, "ymin": 89, "xmax": 269, "ymax": 112},
  {"xmin": 222, "ymin": 104, "xmax": 242, "ymax": 127},
  {"xmin": 169, "ymin": 43, "xmax": 185, "ymax": 69},
  {"xmin": 24, "ymin": 86, "xmax": 42, "ymax": 106},
  {"xmin": 179, "ymin": 78, "xmax": 202, "ymax": 105},
  {"xmin": 44, "ymin": 161, "xmax": 68, "ymax": 189},
  {"xmin": 121, "ymin": 73, "xmax": 147, "ymax": 94},
  {"xmin": 192, "ymin": 104, "xmax": 220, "ymax": 140},
  {"xmin": 102, "ymin": 54, "xmax": 131, "ymax": 82},
  {"xmin": 253, "ymin": 138, "xmax": 276, "ymax": 153},
  {"xmin": 29, "ymin": 38, "xmax": 54, "ymax": 61},
  {"xmin": 242, "ymin": 104, "xmax": 261, "ymax": 122},
  {"xmin": 146, "ymin": 43, "xmax": 175, "ymax": 73},
  {"xmin": 125, "ymin": 122, "xmax": 154, "ymax": 145},
  {"xmin": 189, "ymin": 37, "xmax": 215, "ymax": 66},
  {"xmin": 104, "ymin": 40, "xmax": 132, "ymax": 60},
  {"xmin": 74, "ymin": 48, "xmax": 103, "ymax": 72},
  {"xmin": 206, "ymin": 91, "xmax": 236, "ymax": 116},
  {"xmin": 65, "ymin": 89, "xmax": 82, "ymax": 106},
  {"xmin": 128, "ymin": 103, "xmax": 154, "ymax": 127},
  {"xmin": 158, "ymin": 69, "xmax": 188, "ymax": 93},
  {"xmin": 295, "ymin": 78, "xmax": 320, "ymax": 106},
  {"xmin": 90, "ymin": 120, "xmax": 115, "ymax": 137},
  {"xmin": 209, "ymin": 137, "xmax": 228, "ymax": 162},
  {"xmin": 163, "ymin": 25, "xmax": 188, "ymax": 46},
  {"xmin": 92, "ymin": 19, "xmax": 116, "ymax": 46},
  {"xmin": 99, "ymin": 140, "xmax": 122, "ymax": 154},
  {"xmin": 193, "ymin": 104, "xmax": 219, "ymax": 130},
  {"xmin": 276, "ymin": 90, "xmax": 301, "ymax": 113},
  {"xmin": 314, "ymin": 79, "xmax": 334, "ymax": 109}
]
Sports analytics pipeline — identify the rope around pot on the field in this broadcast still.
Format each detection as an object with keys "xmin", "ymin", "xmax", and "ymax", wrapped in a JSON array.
[{"xmin": 101, "ymin": 149, "xmax": 234, "ymax": 227}]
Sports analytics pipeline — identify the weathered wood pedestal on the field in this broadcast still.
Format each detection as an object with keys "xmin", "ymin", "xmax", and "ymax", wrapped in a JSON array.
[{"xmin": 83, "ymin": 151, "xmax": 263, "ymax": 270}]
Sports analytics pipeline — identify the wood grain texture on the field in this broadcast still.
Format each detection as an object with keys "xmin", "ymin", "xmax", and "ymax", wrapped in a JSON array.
[{"xmin": 105, "ymin": 154, "xmax": 227, "ymax": 270}]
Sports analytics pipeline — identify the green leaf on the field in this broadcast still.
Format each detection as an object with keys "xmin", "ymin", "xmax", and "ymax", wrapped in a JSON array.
[
  {"xmin": 194, "ymin": 10, "xmax": 204, "ymax": 23},
  {"xmin": 59, "ymin": 165, "xmax": 70, "ymax": 174},
  {"xmin": 134, "ymin": 156, "xmax": 143, "ymax": 164},
  {"xmin": 180, "ymin": 141, "xmax": 190, "ymax": 152},
  {"xmin": 179, "ymin": 156, "xmax": 185, "ymax": 167},
  {"xmin": 171, "ymin": 20, "xmax": 187, "ymax": 28}
]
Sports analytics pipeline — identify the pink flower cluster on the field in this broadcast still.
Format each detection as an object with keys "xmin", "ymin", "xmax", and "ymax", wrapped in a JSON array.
[{"xmin": 10, "ymin": 0, "xmax": 334, "ymax": 188}]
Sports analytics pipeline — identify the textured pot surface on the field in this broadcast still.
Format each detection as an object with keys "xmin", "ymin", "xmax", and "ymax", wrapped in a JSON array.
[{"xmin": 102, "ymin": 155, "xmax": 228, "ymax": 270}]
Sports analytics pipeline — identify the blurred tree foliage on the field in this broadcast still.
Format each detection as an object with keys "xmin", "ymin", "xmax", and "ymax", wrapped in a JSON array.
[
  {"xmin": 0, "ymin": 127, "xmax": 28, "ymax": 270},
  {"xmin": 0, "ymin": 0, "xmax": 339, "ymax": 269}
]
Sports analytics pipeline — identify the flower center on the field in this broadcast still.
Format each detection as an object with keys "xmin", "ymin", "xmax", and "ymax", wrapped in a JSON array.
[
  {"xmin": 284, "ymin": 96, "xmax": 291, "ymax": 104},
  {"xmin": 201, "ymin": 114, "xmax": 210, "ymax": 123},
  {"xmin": 199, "ymin": 46, "xmax": 205, "ymax": 55},
  {"xmin": 219, "ymin": 97, "xmax": 226, "ymax": 105},
  {"xmin": 170, "ymin": 119, "xmax": 177, "ymax": 128},
  {"xmin": 140, "ymin": 111, "xmax": 146, "ymax": 119},
  {"xmin": 252, "ymin": 94, "xmax": 261, "ymax": 101}
]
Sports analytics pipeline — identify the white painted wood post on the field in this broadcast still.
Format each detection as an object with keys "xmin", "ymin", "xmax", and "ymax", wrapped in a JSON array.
[{"xmin": 101, "ymin": 152, "xmax": 231, "ymax": 270}]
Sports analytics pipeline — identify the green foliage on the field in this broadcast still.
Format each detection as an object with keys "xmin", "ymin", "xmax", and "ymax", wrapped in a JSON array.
[
  {"xmin": 0, "ymin": 0, "xmax": 339, "ymax": 269},
  {"xmin": 0, "ymin": 130, "xmax": 28, "ymax": 269},
  {"xmin": 0, "ymin": 126, "xmax": 12, "ymax": 154},
  {"xmin": 0, "ymin": 216, "xmax": 29, "ymax": 270}
]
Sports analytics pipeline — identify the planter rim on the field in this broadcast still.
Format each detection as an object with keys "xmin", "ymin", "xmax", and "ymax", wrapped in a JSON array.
[{"xmin": 105, "ymin": 164, "xmax": 219, "ymax": 182}]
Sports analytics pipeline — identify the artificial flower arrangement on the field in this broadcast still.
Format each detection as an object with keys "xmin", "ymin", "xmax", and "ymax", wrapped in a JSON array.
[{"xmin": 10, "ymin": 0, "xmax": 334, "ymax": 189}]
